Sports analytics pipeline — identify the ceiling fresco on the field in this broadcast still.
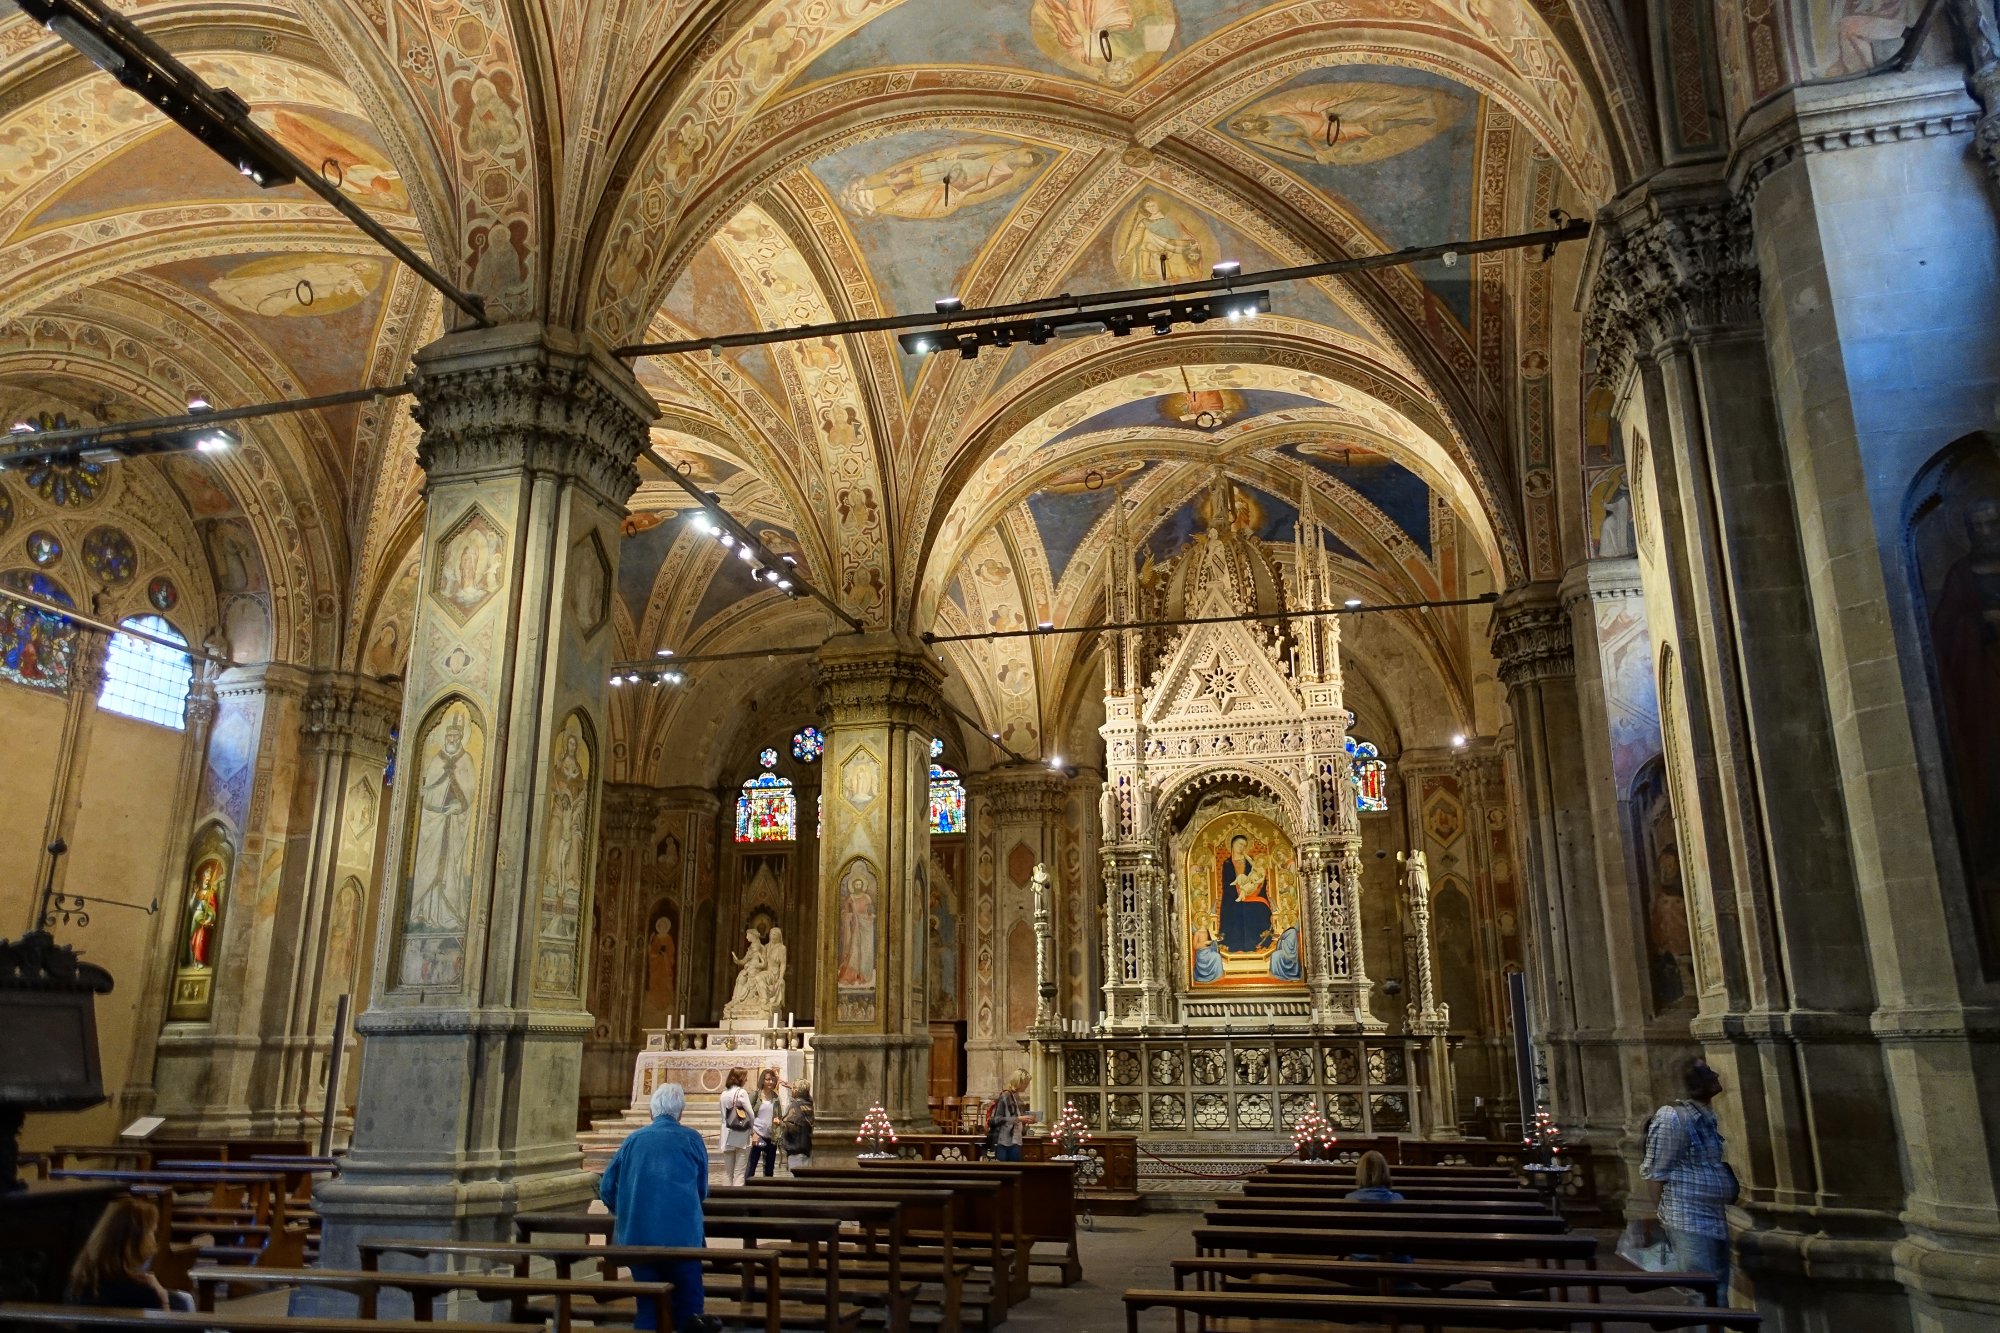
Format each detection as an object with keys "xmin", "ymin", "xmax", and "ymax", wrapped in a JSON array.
[{"xmin": 0, "ymin": 0, "xmax": 1664, "ymax": 776}]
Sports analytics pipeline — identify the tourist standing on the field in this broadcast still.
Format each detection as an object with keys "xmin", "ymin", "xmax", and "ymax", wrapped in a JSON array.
[
  {"xmin": 719, "ymin": 1067, "xmax": 753, "ymax": 1186},
  {"xmin": 599, "ymin": 1082, "xmax": 710, "ymax": 1330},
  {"xmin": 66, "ymin": 1197, "xmax": 192, "ymax": 1311},
  {"xmin": 746, "ymin": 1068, "xmax": 785, "ymax": 1179},
  {"xmin": 987, "ymin": 1069, "xmax": 1036, "ymax": 1162},
  {"xmin": 1642, "ymin": 1057, "xmax": 1738, "ymax": 1298},
  {"xmin": 781, "ymin": 1082, "xmax": 816, "ymax": 1171}
]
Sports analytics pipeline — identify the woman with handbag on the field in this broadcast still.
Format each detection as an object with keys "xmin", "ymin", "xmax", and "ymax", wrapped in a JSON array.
[
  {"xmin": 718, "ymin": 1067, "xmax": 753, "ymax": 1186},
  {"xmin": 985, "ymin": 1070, "xmax": 1035, "ymax": 1162},
  {"xmin": 1641, "ymin": 1057, "xmax": 1739, "ymax": 1298}
]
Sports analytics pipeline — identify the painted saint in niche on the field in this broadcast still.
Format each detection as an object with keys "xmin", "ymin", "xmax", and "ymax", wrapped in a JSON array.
[
  {"xmin": 836, "ymin": 864, "xmax": 878, "ymax": 989},
  {"xmin": 1218, "ymin": 833, "xmax": 1273, "ymax": 954},
  {"xmin": 400, "ymin": 702, "xmax": 483, "ymax": 988},
  {"xmin": 1649, "ymin": 847, "xmax": 1695, "ymax": 1007},
  {"xmin": 182, "ymin": 855, "xmax": 225, "ymax": 968},
  {"xmin": 645, "ymin": 910, "xmax": 678, "ymax": 1018},
  {"xmin": 208, "ymin": 254, "xmax": 383, "ymax": 318},
  {"xmin": 1115, "ymin": 194, "xmax": 1209, "ymax": 283},
  {"xmin": 534, "ymin": 715, "xmax": 593, "ymax": 995},
  {"xmin": 1925, "ymin": 492, "xmax": 2000, "ymax": 955}
]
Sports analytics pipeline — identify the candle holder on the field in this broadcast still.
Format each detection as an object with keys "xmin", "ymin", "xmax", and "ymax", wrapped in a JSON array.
[{"xmin": 857, "ymin": 1104, "xmax": 898, "ymax": 1158}]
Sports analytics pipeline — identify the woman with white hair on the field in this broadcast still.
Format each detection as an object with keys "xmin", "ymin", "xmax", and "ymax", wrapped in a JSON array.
[{"xmin": 599, "ymin": 1082, "xmax": 710, "ymax": 1331}]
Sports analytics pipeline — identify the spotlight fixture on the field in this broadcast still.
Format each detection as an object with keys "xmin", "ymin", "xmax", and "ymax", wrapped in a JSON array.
[
  {"xmin": 1344, "ymin": 597, "xmax": 1363, "ymax": 608},
  {"xmin": 1048, "ymin": 755, "xmax": 1064, "ymax": 769},
  {"xmin": 1451, "ymin": 733, "xmax": 1467, "ymax": 748},
  {"xmin": 1210, "ymin": 260, "xmax": 1241, "ymax": 280},
  {"xmin": 935, "ymin": 296, "xmax": 963, "ymax": 314},
  {"xmin": 0, "ymin": 414, "xmax": 237, "ymax": 471},
  {"xmin": 185, "ymin": 394, "xmax": 211, "ymax": 413},
  {"xmin": 897, "ymin": 290, "xmax": 1272, "ymax": 359},
  {"xmin": 656, "ymin": 648, "xmax": 677, "ymax": 658}
]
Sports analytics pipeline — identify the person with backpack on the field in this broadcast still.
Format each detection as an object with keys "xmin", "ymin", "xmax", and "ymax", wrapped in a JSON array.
[
  {"xmin": 718, "ymin": 1066, "xmax": 753, "ymax": 1186},
  {"xmin": 780, "ymin": 1082, "xmax": 815, "ymax": 1172},
  {"xmin": 1642, "ymin": 1057, "xmax": 1739, "ymax": 1298}
]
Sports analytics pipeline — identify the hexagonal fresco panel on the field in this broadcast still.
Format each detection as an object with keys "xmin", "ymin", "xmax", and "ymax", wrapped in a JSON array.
[
  {"xmin": 433, "ymin": 504, "xmax": 507, "ymax": 626},
  {"xmin": 1422, "ymin": 777, "xmax": 1464, "ymax": 846},
  {"xmin": 568, "ymin": 529, "xmax": 610, "ymax": 637},
  {"xmin": 840, "ymin": 745, "xmax": 881, "ymax": 811}
]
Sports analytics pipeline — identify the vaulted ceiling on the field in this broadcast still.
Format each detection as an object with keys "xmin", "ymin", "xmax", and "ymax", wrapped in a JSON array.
[{"xmin": 0, "ymin": 0, "xmax": 1683, "ymax": 782}]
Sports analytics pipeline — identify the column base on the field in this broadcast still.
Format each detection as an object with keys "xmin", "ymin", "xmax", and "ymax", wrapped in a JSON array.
[{"xmin": 807, "ymin": 1033, "xmax": 932, "ymax": 1150}]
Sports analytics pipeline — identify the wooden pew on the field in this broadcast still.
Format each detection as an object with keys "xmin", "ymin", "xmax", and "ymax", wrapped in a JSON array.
[
  {"xmin": 1241, "ymin": 1178, "xmax": 1545, "ymax": 1204},
  {"xmin": 704, "ymin": 1194, "xmax": 920, "ymax": 1333},
  {"xmin": 1121, "ymin": 1287, "xmax": 1762, "ymax": 1331},
  {"xmin": 358, "ymin": 1239, "xmax": 782, "ymax": 1333},
  {"xmin": 1193, "ymin": 1224, "xmax": 1600, "ymax": 1268},
  {"xmin": 1214, "ymin": 1194, "xmax": 1552, "ymax": 1217},
  {"xmin": 858, "ymin": 1157, "xmax": 1084, "ymax": 1287},
  {"xmin": 1168, "ymin": 1254, "xmax": 1726, "ymax": 1306},
  {"xmin": 732, "ymin": 1179, "xmax": 989, "ymax": 1331},
  {"xmin": 189, "ymin": 1265, "xmax": 676, "ymax": 1333},
  {"xmin": 50, "ymin": 1170, "xmax": 307, "ymax": 1269},
  {"xmin": 125, "ymin": 1185, "xmax": 205, "ymax": 1290},
  {"xmin": 513, "ymin": 1209, "xmax": 863, "ymax": 1332},
  {"xmin": 1201, "ymin": 1206, "xmax": 1570, "ymax": 1236},
  {"xmin": 0, "ymin": 1305, "xmax": 536, "ymax": 1333},
  {"xmin": 1266, "ymin": 1160, "xmax": 1518, "ymax": 1181},
  {"xmin": 785, "ymin": 1167, "xmax": 1019, "ymax": 1310}
]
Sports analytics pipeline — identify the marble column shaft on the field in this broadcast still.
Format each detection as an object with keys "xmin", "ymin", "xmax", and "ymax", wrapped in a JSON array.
[
  {"xmin": 314, "ymin": 324, "xmax": 654, "ymax": 1273},
  {"xmin": 810, "ymin": 633, "xmax": 943, "ymax": 1135}
]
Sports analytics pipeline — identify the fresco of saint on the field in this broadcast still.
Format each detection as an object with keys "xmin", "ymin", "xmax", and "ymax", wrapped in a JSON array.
[
  {"xmin": 1226, "ymin": 82, "xmax": 1460, "ymax": 167},
  {"xmin": 1116, "ymin": 194, "xmax": 1210, "ymax": 283},
  {"xmin": 839, "ymin": 142, "xmax": 1043, "ymax": 220}
]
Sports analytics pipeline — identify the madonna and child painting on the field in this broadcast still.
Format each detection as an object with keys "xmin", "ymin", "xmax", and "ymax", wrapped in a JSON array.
[{"xmin": 1184, "ymin": 810, "xmax": 1305, "ymax": 989}]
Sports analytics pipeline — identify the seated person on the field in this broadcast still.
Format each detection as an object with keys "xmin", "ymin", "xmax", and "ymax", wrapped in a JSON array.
[
  {"xmin": 66, "ymin": 1196, "xmax": 193, "ymax": 1311},
  {"xmin": 1346, "ymin": 1149, "xmax": 1406, "ymax": 1203}
]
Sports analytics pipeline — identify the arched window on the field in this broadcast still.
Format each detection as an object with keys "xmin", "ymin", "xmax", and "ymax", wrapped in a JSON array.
[
  {"xmin": 929, "ymin": 737, "xmax": 966, "ymax": 834},
  {"xmin": 735, "ymin": 748, "xmax": 795, "ymax": 842},
  {"xmin": 0, "ymin": 570, "xmax": 79, "ymax": 694},
  {"xmin": 1345, "ymin": 735, "xmax": 1388, "ymax": 812},
  {"xmin": 791, "ymin": 726, "xmax": 824, "ymax": 761},
  {"xmin": 99, "ymin": 615, "xmax": 192, "ymax": 729}
]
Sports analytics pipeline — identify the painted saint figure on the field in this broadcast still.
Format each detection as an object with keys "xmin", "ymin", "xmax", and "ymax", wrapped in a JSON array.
[
  {"xmin": 1191, "ymin": 927, "xmax": 1224, "ymax": 983},
  {"xmin": 183, "ymin": 859, "xmax": 223, "ymax": 968},
  {"xmin": 1117, "ymin": 195, "xmax": 1205, "ymax": 282},
  {"xmin": 837, "ymin": 870, "xmax": 878, "ymax": 987},
  {"xmin": 409, "ymin": 711, "xmax": 476, "ymax": 931},
  {"xmin": 645, "ymin": 913, "xmax": 678, "ymax": 1015},
  {"xmin": 1217, "ymin": 833, "xmax": 1273, "ymax": 953}
]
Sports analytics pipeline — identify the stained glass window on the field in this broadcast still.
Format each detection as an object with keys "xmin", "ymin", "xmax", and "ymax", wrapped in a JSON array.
[
  {"xmin": 0, "ymin": 570, "xmax": 78, "ymax": 694},
  {"xmin": 736, "ymin": 746, "xmax": 795, "ymax": 842},
  {"xmin": 929, "ymin": 762, "xmax": 966, "ymax": 834},
  {"xmin": 792, "ymin": 726, "xmax": 824, "ymax": 762},
  {"xmin": 929, "ymin": 736, "xmax": 944, "ymax": 759},
  {"xmin": 100, "ymin": 615, "xmax": 191, "ymax": 729},
  {"xmin": 1346, "ymin": 735, "xmax": 1388, "ymax": 813},
  {"xmin": 816, "ymin": 792, "xmax": 823, "ymax": 841}
]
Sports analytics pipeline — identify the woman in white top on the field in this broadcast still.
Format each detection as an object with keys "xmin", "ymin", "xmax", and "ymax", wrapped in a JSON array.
[
  {"xmin": 746, "ymin": 1068, "xmax": 785, "ymax": 1179},
  {"xmin": 718, "ymin": 1067, "xmax": 753, "ymax": 1186}
]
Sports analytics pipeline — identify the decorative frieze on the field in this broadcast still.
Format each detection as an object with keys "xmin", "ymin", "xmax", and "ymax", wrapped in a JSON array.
[
  {"xmin": 813, "ymin": 637, "xmax": 946, "ymax": 734},
  {"xmin": 300, "ymin": 673, "xmax": 400, "ymax": 754}
]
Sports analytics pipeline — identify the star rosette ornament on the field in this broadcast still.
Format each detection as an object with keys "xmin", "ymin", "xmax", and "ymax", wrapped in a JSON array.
[
  {"xmin": 1289, "ymin": 1107, "xmax": 1338, "ymax": 1162},
  {"xmin": 1049, "ymin": 1100, "xmax": 1091, "ymax": 1158},
  {"xmin": 857, "ymin": 1104, "xmax": 898, "ymax": 1158}
]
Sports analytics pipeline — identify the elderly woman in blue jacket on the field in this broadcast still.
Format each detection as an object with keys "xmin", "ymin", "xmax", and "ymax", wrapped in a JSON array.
[{"xmin": 599, "ymin": 1082, "xmax": 710, "ymax": 1331}]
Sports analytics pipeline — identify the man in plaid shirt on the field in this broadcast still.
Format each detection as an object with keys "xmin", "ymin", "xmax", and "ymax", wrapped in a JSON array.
[{"xmin": 1642, "ymin": 1058, "xmax": 1737, "ymax": 1297}]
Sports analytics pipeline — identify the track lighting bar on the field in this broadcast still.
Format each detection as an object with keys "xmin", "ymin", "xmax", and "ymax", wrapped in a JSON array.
[
  {"xmin": 13, "ymin": 0, "xmax": 491, "ymax": 327},
  {"xmin": 643, "ymin": 449, "xmax": 867, "ymax": 633},
  {"xmin": 613, "ymin": 217, "xmax": 1589, "ymax": 358},
  {"xmin": 899, "ymin": 290, "xmax": 1270, "ymax": 360},
  {"xmin": 920, "ymin": 592, "xmax": 1501, "ymax": 645},
  {"xmin": 0, "ymin": 382, "xmax": 417, "ymax": 470}
]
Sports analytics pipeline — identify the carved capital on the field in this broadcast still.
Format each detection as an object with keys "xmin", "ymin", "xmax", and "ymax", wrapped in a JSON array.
[
  {"xmin": 979, "ymin": 764, "xmax": 1069, "ymax": 820},
  {"xmin": 1585, "ymin": 184, "xmax": 1758, "ymax": 378},
  {"xmin": 600, "ymin": 782, "xmax": 659, "ymax": 844},
  {"xmin": 301, "ymin": 671, "xmax": 401, "ymax": 754},
  {"xmin": 411, "ymin": 323, "xmax": 656, "ymax": 507},
  {"xmin": 813, "ymin": 633, "xmax": 946, "ymax": 734},
  {"xmin": 1489, "ymin": 585, "xmax": 1575, "ymax": 687}
]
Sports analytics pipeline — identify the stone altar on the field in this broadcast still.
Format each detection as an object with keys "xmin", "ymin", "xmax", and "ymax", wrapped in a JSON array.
[{"xmin": 577, "ymin": 1024, "xmax": 812, "ymax": 1170}]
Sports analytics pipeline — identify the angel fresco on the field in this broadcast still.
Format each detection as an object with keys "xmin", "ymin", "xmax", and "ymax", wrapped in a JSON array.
[
  {"xmin": 1226, "ymin": 83, "xmax": 1460, "ymax": 167},
  {"xmin": 839, "ymin": 142, "xmax": 1044, "ymax": 220}
]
